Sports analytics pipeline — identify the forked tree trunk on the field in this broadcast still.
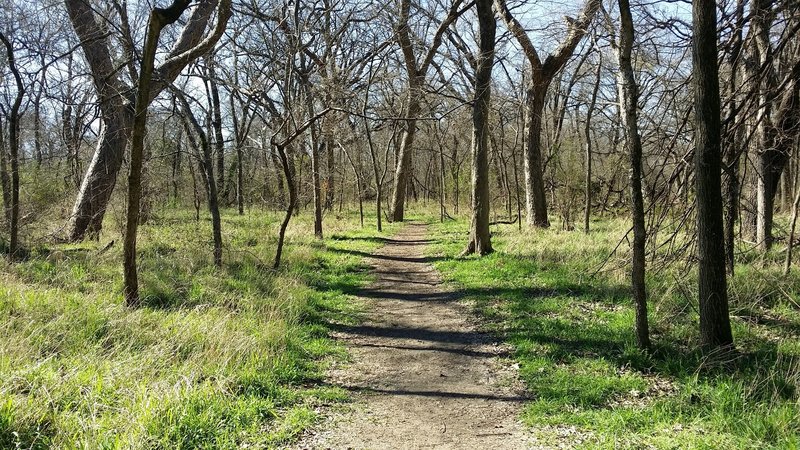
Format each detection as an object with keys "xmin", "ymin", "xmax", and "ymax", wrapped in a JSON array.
[
  {"xmin": 389, "ymin": 0, "xmax": 467, "ymax": 222},
  {"xmin": 495, "ymin": 0, "xmax": 601, "ymax": 228},
  {"xmin": 693, "ymin": 0, "xmax": 734, "ymax": 349},
  {"xmin": 64, "ymin": 0, "xmax": 223, "ymax": 242},
  {"xmin": 122, "ymin": 0, "xmax": 231, "ymax": 306},
  {"xmin": 124, "ymin": 5, "xmax": 178, "ymax": 305}
]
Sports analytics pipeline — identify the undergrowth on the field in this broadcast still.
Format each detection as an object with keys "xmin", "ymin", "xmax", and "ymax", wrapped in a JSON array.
[{"xmin": 0, "ymin": 207, "xmax": 399, "ymax": 448}]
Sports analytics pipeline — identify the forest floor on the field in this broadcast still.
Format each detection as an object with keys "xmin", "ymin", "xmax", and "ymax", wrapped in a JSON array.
[
  {"xmin": 297, "ymin": 222, "xmax": 536, "ymax": 449},
  {"xmin": 3, "ymin": 208, "xmax": 799, "ymax": 448}
]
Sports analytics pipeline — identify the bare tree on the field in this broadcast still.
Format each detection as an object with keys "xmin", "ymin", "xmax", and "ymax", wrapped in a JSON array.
[
  {"xmin": 389, "ymin": 0, "xmax": 469, "ymax": 222},
  {"xmin": 122, "ymin": 0, "xmax": 232, "ymax": 306},
  {"xmin": 64, "ymin": 0, "xmax": 229, "ymax": 242},
  {"xmin": 494, "ymin": 0, "xmax": 601, "ymax": 227}
]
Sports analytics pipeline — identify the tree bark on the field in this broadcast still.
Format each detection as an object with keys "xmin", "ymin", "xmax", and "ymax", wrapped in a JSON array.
[
  {"xmin": 208, "ymin": 60, "xmax": 225, "ymax": 198},
  {"xmin": 693, "ymin": 0, "xmax": 734, "ymax": 349},
  {"xmin": 523, "ymin": 84, "xmax": 551, "ymax": 227},
  {"xmin": 388, "ymin": 0, "xmax": 467, "ymax": 222},
  {"xmin": 785, "ymin": 176, "xmax": 800, "ymax": 275},
  {"xmin": 616, "ymin": 0, "xmax": 650, "ymax": 350},
  {"xmin": 723, "ymin": 0, "xmax": 744, "ymax": 274},
  {"xmin": 273, "ymin": 144, "xmax": 297, "ymax": 269},
  {"xmin": 463, "ymin": 0, "xmax": 495, "ymax": 256},
  {"xmin": 176, "ymin": 92, "xmax": 224, "ymax": 270},
  {"xmin": 122, "ymin": 0, "xmax": 231, "ymax": 305},
  {"xmin": 124, "ymin": 5, "xmax": 182, "ymax": 305}
]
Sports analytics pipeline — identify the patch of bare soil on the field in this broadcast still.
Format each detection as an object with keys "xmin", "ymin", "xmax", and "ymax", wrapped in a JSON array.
[{"xmin": 296, "ymin": 223, "xmax": 541, "ymax": 449}]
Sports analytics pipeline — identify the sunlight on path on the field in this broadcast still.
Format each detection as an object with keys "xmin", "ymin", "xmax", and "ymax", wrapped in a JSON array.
[{"xmin": 297, "ymin": 223, "xmax": 540, "ymax": 449}]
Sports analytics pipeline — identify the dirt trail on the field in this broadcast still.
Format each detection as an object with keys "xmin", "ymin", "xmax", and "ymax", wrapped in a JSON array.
[{"xmin": 298, "ymin": 222, "xmax": 534, "ymax": 449}]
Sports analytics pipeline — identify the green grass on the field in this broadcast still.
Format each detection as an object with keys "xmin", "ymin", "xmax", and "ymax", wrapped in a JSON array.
[
  {"xmin": 0, "ymin": 207, "xmax": 400, "ymax": 449},
  {"xmin": 426, "ymin": 215, "xmax": 800, "ymax": 449}
]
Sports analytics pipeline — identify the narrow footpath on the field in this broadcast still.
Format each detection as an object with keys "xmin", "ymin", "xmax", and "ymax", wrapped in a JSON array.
[{"xmin": 298, "ymin": 222, "xmax": 534, "ymax": 449}]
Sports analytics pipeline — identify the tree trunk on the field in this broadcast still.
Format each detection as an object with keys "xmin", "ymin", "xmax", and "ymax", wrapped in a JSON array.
[
  {"xmin": 784, "ymin": 177, "xmax": 800, "ymax": 275},
  {"xmin": 172, "ymin": 127, "xmax": 183, "ymax": 201},
  {"xmin": 208, "ymin": 61, "xmax": 225, "ymax": 198},
  {"xmin": 177, "ymin": 95, "xmax": 224, "ymax": 269},
  {"xmin": 0, "ymin": 32, "xmax": 24, "ymax": 259},
  {"xmin": 693, "ymin": 0, "xmax": 734, "ymax": 349},
  {"xmin": 584, "ymin": 54, "xmax": 601, "ymax": 234},
  {"xmin": 124, "ymin": 6, "xmax": 173, "ymax": 306},
  {"xmin": 494, "ymin": 0, "xmax": 601, "ymax": 228},
  {"xmin": 617, "ymin": 0, "xmax": 650, "ymax": 350},
  {"xmin": 236, "ymin": 141, "xmax": 244, "ymax": 214},
  {"xmin": 68, "ymin": 106, "xmax": 132, "ymax": 241},
  {"xmin": 271, "ymin": 147, "xmax": 286, "ymax": 207},
  {"xmin": 464, "ymin": 0, "xmax": 495, "ymax": 256},
  {"xmin": 390, "ymin": 80, "xmax": 422, "ymax": 222},
  {"xmin": 34, "ymin": 60, "xmax": 46, "ymax": 168},
  {"xmin": 274, "ymin": 144, "xmax": 297, "ymax": 269},
  {"xmin": 523, "ymin": 83, "xmax": 551, "ymax": 227},
  {"xmin": 0, "ymin": 116, "xmax": 11, "ymax": 227},
  {"xmin": 756, "ymin": 144, "xmax": 786, "ymax": 251},
  {"xmin": 325, "ymin": 131, "xmax": 335, "ymax": 209}
]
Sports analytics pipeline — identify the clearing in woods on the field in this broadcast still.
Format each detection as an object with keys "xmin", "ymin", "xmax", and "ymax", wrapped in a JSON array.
[{"xmin": 299, "ymin": 222, "xmax": 535, "ymax": 449}]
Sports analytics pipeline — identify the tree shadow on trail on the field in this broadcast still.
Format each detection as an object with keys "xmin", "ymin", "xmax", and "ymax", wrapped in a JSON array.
[
  {"xmin": 327, "ymin": 247, "xmax": 450, "ymax": 264},
  {"xmin": 330, "ymin": 234, "xmax": 434, "ymax": 246},
  {"xmin": 320, "ymin": 383, "xmax": 529, "ymax": 402}
]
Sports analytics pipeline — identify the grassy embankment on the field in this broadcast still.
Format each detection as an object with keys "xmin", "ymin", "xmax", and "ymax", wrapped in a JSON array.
[
  {"xmin": 0, "ymin": 208, "xmax": 399, "ymax": 448},
  {"xmin": 426, "ymin": 214, "xmax": 800, "ymax": 448}
]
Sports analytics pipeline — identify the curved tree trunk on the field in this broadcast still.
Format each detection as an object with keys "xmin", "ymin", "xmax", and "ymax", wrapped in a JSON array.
[
  {"xmin": 274, "ymin": 143, "xmax": 297, "ymax": 269},
  {"xmin": 0, "ymin": 32, "xmax": 24, "ymax": 259}
]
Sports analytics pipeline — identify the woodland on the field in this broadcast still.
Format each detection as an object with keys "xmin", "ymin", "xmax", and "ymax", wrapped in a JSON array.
[{"xmin": 0, "ymin": 0, "xmax": 799, "ymax": 447}]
